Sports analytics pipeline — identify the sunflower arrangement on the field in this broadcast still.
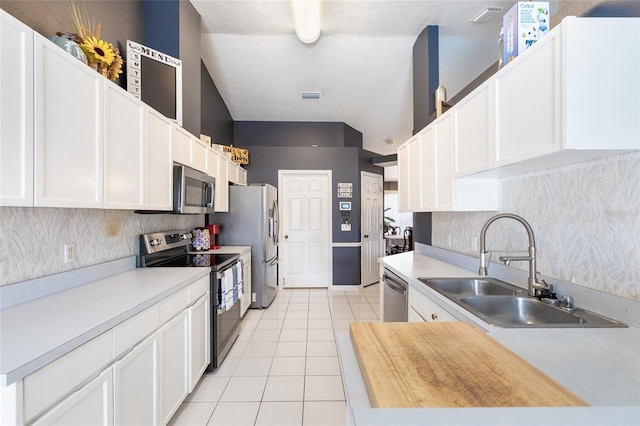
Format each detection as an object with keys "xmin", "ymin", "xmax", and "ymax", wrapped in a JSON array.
[{"xmin": 70, "ymin": 3, "xmax": 123, "ymax": 81}]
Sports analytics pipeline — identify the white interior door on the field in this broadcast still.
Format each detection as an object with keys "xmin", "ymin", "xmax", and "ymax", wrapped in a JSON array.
[
  {"xmin": 361, "ymin": 172, "xmax": 383, "ymax": 286},
  {"xmin": 279, "ymin": 170, "xmax": 332, "ymax": 288}
]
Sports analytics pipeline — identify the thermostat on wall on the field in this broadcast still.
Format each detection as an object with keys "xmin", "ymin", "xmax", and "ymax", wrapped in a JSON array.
[{"xmin": 339, "ymin": 202, "xmax": 351, "ymax": 211}]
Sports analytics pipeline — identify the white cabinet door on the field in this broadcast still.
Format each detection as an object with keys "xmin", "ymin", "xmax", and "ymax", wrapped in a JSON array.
[
  {"xmin": 240, "ymin": 252, "xmax": 252, "ymax": 316},
  {"xmin": 173, "ymin": 125, "xmax": 192, "ymax": 167},
  {"xmin": 407, "ymin": 137, "xmax": 422, "ymax": 211},
  {"xmin": 408, "ymin": 287, "xmax": 458, "ymax": 323},
  {"xmin": 238, "ymin": 167, "xmax": 247, "ymax": 185},
  {"xmin": 32, "ymin": 369, "xmax": 113, "ymax": 426},
  {"xmin": 158, "ymin": 310, "xmax": 189, "ymax": 425},
  {"xmin": 113, "ymin": 333, "xmax": 158, "ymax": 426},
  {"xmin": 34, "ymin": 33, "xmax": 103, "ymax": 208},
  {"xmin": 192, "ymin": 139, "xmax": 208, "ymax": 173},
  {"xmin": 453, "ymin": 81, "xmax": 492, "ymax": 176},
  {"xmin": 206, "ymin": 148, "xmax": 218, "ymax": 178},
  {"xmin": 417, "ymin": 128, "xmax": 434, "ymax": 211},
  {"xmin": 433, "ymin": 115, "xmax": 453, "ymax": 210},
  {"xmin": 493, "ymin": 29, "xmax": 561, "ymax": 167},
  {"xmin": 396, "ymin": 140, "xmax": 411, "ymax": 212},
  {"xmin": 189, "ymin": 295, "xmax": 210, "ymax": 392},
  {"xmin": 104, "ymin": 82, "xmax": 145, "ymax": 209},
  {"xmin": 145, "ymin": 109, "xmax": 173, "ymax": 210},
  {"xmin": 0, "ymin": 11, "xmax": 34, "ymax": 207},
  {"xmin": 215, "ymin": 155, "xmax": 229, "ymax": 212}
]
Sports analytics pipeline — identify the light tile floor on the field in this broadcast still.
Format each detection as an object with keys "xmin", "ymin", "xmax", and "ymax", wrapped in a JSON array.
[{"xmin": 169, "ymin": 283, "xmax": 380, "ymax": 426}]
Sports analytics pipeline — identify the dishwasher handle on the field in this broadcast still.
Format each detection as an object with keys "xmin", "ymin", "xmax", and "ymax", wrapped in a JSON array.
[{"xmin": 383, "ymin": 274, "xmax": 406, "ymax": 295}]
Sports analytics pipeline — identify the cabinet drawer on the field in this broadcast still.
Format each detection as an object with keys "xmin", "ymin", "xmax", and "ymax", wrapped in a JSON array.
[
  {"xmin": 160, "ymin": 286, "xmax": 189, "ymax": 324},
  {"xmin": 408, "ymin": 287, "xmax": 458, "ymax": 323},
  {"xmin": 112, "ymin": 304, "xmax": 160, "ymax": 358},
  {"xmin": 240, "ymin": 251, "xmax": 251, "ymax": 265},
  {"xmin": 23, "ymin": 331, "xmax": 113, "ymax": 422},
  {"xmin": 188, "ymin": 275, "xmax": 210, "ymax": 304}
]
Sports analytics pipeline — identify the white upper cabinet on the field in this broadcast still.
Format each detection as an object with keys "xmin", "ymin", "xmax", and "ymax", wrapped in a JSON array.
[
  {"xmin": 104, "ymin": 82, "xmax": 146, "ymax": 209},
  {"xmin": 491, "ymin": 17, "xmax": 639, "ymax": 174},
  {"xmin": 173, "ymin": 126, "xmax": 208, "ymax": 174},
  {"xmin": 34, "ymin": 33, "xmax": 104, "ymax": 208},
  {"xmin": 452, "ymin": 80, "xmax": 492, "ymax": 176},
  {"xmin": 396, "ymin": 137, "xmax": 412, "ymax": 212},
  {"xmin": 0, "ymin": 11, "xmax": 34, "ymax": 207},
  {"xmin": 206, "ymin": 148, "xmax": 219, "ymax": 178},
  {"xmin": 215, "ymin": 154, "xmax": 229, "ymax": 212},
  {"xmin": 493, "ymin": 27, "xmax": 561, "ymax": 167},
  {"xmin": 145, "ymin": 108, "xmax": 174, "ymax": 211},
  {"xmin": 399, "ymin": 116, "xmax": 498, "ymax": 213},
  {"xmin": 191, "ymin": 139, "xmax": 208, "ymax": 173}
]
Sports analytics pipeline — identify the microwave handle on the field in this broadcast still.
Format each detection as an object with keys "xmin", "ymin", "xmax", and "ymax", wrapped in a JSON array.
[{"xmin": 204, "ymin": 182, "xmax": 214, "ymax": 208}]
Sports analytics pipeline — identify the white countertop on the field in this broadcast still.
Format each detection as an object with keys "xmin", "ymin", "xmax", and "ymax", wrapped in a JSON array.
[
  {"xmin": 339, "ymin": 250, "xmax": 640, "ymax": 425},
  {"xmin": 0, "ymin": 267, "xmax": 210, "ymax": 386}
]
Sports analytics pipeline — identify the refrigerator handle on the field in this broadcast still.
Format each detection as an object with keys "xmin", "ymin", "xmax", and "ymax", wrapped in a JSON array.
[
  {"xmin": 268, "ymin": 217, "xmax": 274, "ymax": 239},
  {"xmin": 273, "ymin": 199, "xmax": 279, "ymax": 245}
]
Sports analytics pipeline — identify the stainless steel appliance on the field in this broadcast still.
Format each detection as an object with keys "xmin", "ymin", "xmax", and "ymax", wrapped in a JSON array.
[
  {"xmin": 208, "ymin": 184, "xmax": 278, "ymax": 308},
  {"xmin": 382, "ymin": 268, "xmax": 408, "ymax": 322},
  {"xmin": 139, "ymin": 230, "xmax": 241, "ymax": 370},
  {"xmin": 173, "ymin": 164, "xmax": 215, "ymax": 214}
]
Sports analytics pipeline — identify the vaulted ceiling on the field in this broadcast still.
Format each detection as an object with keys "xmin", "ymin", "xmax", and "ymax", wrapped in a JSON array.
[{"xmin": 191, "ymin": 1, "xmax": 614, "ymax": 156}]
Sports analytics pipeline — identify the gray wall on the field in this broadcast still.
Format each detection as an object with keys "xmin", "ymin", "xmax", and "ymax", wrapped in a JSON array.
[
  {"xmin": 234, "ymin": 121, "xmax": 383, "ymax": 285},
  {"xmin": 142, "ymin": 0, "xmax": 202, "ymax": 136},
  {"xmin": 201, "ymin": 61, "xmax": 234, "ymax": 145}
]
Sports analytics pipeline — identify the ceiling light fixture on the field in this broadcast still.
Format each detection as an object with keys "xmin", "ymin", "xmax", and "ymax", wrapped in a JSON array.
[
  {"xmin": 385, "ymin": 139, "xmax": 394, "ymax": 146},
  {"xmin": 300, "ymin": 91, "xmax": 321, "ymax": 100},
  {"xmin": 291, "ymin": 0, "xmax": 322, "ymax": 44},
  {"xmin": 469, "ymin": 6, "xmax": 503, "ymax": 23}
]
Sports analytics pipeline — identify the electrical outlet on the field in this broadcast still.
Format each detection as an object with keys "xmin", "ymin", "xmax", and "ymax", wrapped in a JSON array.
[
  {"xmin": 64, "ymin": 243, "xmax": 76, "ymax": 263},
  {"xmin": 446, "ymin": 233, "xmax": 452, "ymax": 247},
  {"xmin": 470, "ymin": 236, "xmax": 479, "ymax": 252}
]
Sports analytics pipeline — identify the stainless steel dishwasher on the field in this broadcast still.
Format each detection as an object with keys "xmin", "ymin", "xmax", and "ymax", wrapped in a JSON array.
[{"xmin": 382, "ymin": 268, "xmax": 408, "ymax": 322}]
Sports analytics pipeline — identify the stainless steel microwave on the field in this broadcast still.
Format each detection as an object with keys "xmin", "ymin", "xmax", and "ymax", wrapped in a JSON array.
[{"xmin": 173, "ymin": 164, "xmax": 215, "ymax": 214}]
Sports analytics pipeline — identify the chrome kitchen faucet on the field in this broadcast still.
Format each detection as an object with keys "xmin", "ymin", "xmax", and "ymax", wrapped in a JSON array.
[{"xmin": 478, "ymin": 213, "xmax": 551, "ymax": 298}]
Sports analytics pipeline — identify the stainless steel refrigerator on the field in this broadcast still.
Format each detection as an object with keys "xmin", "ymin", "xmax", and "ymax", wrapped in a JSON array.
[{"xmin": 213, "ymin": 184, "xmax": 278, "ymax": 309}]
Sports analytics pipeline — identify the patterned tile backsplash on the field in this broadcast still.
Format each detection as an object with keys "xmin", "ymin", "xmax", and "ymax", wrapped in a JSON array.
[
  {"xmin": 0, "ymin": 208, "xmax": 203, "ymax": 286},
  {"xmin": 433, "ymin": 151, "xmax": 640, "ymax": 301}
]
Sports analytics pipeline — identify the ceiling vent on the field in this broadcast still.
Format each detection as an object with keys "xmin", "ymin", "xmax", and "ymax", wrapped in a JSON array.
[
  {"xmin": 469, "ymin": 6, "xmax": 503, "ymax": 23},
  {"xmin": 300, "ymin": 91, "xmax": 321, "ymax": 100}
]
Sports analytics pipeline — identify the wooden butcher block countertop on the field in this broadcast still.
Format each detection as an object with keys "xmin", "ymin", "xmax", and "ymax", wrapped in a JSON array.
[{"xmin": 349, "ymin": 322, "xmax": 588, "ymax": 408}]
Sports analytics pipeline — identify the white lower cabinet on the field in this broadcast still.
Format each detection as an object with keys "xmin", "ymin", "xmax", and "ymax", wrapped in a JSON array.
[
  {"xmin": 113, "ymin": 333, "xmax": 158, "ymax": 426},
  {"xmin": 408, "ymin": 286, "xmax": 458, "ymax": 323},
  {"xmin": 240, "ymin": 251, "xmax": 252, "ymax": 316},
  {"xmin": 158, "ymin": 310, "xmax": 190, "ymax": 425},
  {"xmin": 32, "ymin": 369, "xmax": 113, "ymax": 426},
  {"xmin": 9, "ymin": 279, "xmax": 210, "ymax": 426},
  {"xmin": 189, "ymin": 295, "xmax": 210, "ymax": 392}
]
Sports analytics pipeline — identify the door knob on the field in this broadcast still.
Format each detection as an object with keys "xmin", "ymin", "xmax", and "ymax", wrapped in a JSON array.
[
  {"xmin": 284, "ymin": 234, "xmax": 289, "ymax": 239},
  {"xmin": 364, "ymin": 234, "xmax": 369, "ymax": 238}
]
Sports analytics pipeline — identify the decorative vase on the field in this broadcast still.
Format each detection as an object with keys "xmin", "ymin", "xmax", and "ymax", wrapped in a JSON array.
[{"xmin": 49, "ymin": 33, "xmax": 87, "ymax": 65}]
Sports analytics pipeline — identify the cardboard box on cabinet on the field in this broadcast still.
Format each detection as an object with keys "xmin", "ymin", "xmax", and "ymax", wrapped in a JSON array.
[{"xmin": 503, "ymin": 2, "xmax": 549, "ymax": 65}]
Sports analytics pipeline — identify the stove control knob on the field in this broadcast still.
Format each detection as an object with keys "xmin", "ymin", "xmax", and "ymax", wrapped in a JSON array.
[
  {"xmin": 150, "ymin": 239, "xmax": 161, "ymax": 246},
  {"xmin": 181, "ymin": 233, "xmax": 191, "ymax": 240}
]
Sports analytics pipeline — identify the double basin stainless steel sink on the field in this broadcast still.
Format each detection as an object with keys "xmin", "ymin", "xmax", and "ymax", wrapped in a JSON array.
[{"xmin": 417, "ymin": 277, "xmax": 626, "ymax": 328}]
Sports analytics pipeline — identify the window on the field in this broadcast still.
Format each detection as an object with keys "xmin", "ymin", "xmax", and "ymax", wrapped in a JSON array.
[{"xmin": 384, "ymin": 191, "xmax": 413, "ymax": 233}]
